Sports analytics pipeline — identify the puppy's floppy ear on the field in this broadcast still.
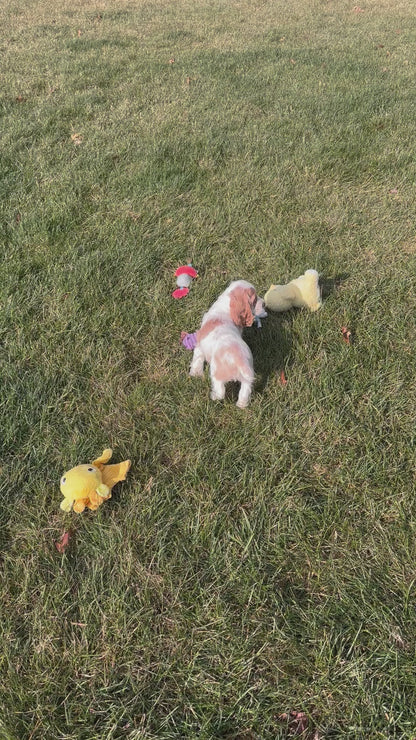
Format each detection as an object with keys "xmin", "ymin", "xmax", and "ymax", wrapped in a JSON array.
[{"xmin": 229, "ymin": 287, "xmax": 256, "ymax": 327}]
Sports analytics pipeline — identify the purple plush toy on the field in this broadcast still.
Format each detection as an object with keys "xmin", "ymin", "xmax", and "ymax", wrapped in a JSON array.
[{"xmin": 180, "ymin": 331, "xmax": 198, "ymax": 350}]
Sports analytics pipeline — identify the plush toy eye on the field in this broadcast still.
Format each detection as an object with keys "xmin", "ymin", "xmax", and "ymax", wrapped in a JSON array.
[
  {"xmin": 87, "ymin": 467, "xmax": 94, "ymax": 472},
  {"xmin": 61, "ymin": 476, "xmax": 66, "ymax": 485}
]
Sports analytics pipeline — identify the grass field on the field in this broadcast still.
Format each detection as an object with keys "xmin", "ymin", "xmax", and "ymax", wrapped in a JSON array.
[{"xmin": 1, "ymin": 0, "xmax": 416, "ymax": 737}]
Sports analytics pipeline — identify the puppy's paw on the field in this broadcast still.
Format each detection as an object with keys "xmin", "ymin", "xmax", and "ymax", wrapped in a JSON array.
[
  {"xmin": 236, "ymin": 395, "xmax": 251, "ymax": 408},
  {"xmin": 210, "ymin": 391, "xmax": 224, "ymax": 401}
]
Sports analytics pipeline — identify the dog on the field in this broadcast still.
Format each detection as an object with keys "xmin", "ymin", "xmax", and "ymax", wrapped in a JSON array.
[{"xmin": 189, "ymin": 280, "xmax": 266, "ymax": 408}]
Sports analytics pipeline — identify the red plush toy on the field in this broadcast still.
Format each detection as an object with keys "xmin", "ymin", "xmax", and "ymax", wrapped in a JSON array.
[{"xmin": 172, "ymin": 264, "xmax": 198, "ymax": 299}]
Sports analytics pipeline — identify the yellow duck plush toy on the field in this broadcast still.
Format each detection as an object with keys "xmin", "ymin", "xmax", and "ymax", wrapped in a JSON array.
[
  {"xmin": 60, "ymin": 449, "xmax": 131, "ymax": 513},
  {"xmin": 264, "ymin": 269, "xmax": 322, "ymax": 313}
]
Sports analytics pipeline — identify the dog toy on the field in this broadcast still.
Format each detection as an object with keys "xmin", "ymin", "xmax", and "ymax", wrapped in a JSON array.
[
  {"xmin": 253, "ymin": 297, "xmax": 268, "ymax": 328},
  {"xmin": 264, "ymin": 269, "xmax": 322, "ymax": 312},
  {"xmin": 60, "ymin": 449, "xmax": 131, "ymax": 513},
  {"xmin": 172, "ymin": 264, "xmax": 198, "ymax": 299},
  {"xmin": 180, "ymin": 331, "xmax": 198, "ymax": 350}
]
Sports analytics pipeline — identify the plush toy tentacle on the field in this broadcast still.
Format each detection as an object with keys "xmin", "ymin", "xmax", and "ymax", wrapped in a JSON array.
[
  {"xmin": 73, "ymin": 499, "xmax": 87, "ymax": 513},
  {"xmin": 101, "ymin": 460, "xmax": 131, "ymax": 489},
  {"xmin": 60, "ymin": 498, "xmax": 73, "ymax": 513},
  {"xmin": 92, "ymin": 448, "xmax": 113, "ymax": 468},
  {"xmin": 96, "ymin": 483, "xmax": 111, "ymax": 499}
]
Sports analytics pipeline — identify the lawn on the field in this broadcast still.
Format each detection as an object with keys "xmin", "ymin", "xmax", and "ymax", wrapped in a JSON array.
[{"xmin": 1, "ymin": 0, "xmax": 416, "ymax": 737}]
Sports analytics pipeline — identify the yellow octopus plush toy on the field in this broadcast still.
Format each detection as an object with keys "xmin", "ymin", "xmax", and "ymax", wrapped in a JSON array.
[{"xmin": 60, "ymin": 449, "xmax": 131, "ymax": 513}]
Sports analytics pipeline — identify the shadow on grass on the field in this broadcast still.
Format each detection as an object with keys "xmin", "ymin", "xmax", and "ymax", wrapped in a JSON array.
[
  {"xmin": 248, "ymin": 311, "xmax": 294, "ymax": 396},
  {"xmin": 226, "ymin": 271, "xmax": 345, "ymax": 402},
  {"xmin": 0, "ymin": 523, "xmax": 11, "ymax": 564},
  {"xmin": 221, "ymin": 312, "xmax": 293, "ymax": 403},
  {"xmin": 196, "ymin": 273, "xmax": 347, "ymax": 404},
  {"xmin": 320, "ymin": 273, "xmax": 349, "ymax": 300}
]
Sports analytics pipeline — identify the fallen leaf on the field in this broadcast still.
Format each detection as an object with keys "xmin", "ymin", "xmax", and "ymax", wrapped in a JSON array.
[
  {"xmin": 55, "ymin": 531, "xmax": 72, "ymax": 553},
  {"xmin": 16, "ymin": 94, "xmax": 26, "ymax": 103},
  {"xmin": 186, "ymin": 76, "xmax": 191, "ymax": 85},
  {"xmin": 169, "ymin": 57, "xmax": 175, "ymax": 64},
  {"xmin": 127, "ymin": 211, "xmax": 141, "ymax": 221},
  {"xmin": 143, "ymin": 476, "xmax": 154, "ymax": 495},
  {"xmin": 391, "ymin": 628, "xmax": 409, "ymax": 650},
  {"xmin": 341, "ymin": 326, "xmax": 352, "ymax": 344},
  {"xmin": 71, "ymin": 133, "xmax": 83, "ymax": 145},
  {"xmin": 352, "ymin": 6, "xmax": 364, "ymax": 12},
  {"xmin": 280, "ymin": 369, "xmax": 288, "ymax": 385},
  {"xmin": 77, "ymin": 29, "xmax": 82, "ymax": 36},
  {"xmin": 290, "ymin": 58, "xmax": 296, "ymax": 65},
  {"xmin": 278, "ymin": 711, "xmax": 309, "ymax": 735}
]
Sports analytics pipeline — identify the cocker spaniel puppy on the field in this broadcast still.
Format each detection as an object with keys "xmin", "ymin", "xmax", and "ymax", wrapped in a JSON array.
[{"xmin": 190, "ymin": 280, "xmax": 265, "ymax": 408}]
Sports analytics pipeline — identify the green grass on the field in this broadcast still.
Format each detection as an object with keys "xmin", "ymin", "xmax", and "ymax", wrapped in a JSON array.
[{"xmin": 1, "ymin": 0, "xmax": 416, "ymax": 737}]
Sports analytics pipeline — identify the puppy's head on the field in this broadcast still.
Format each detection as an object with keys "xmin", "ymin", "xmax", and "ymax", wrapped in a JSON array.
[{"xmin": 229, "ymin": 285, "xmax": 257, "ymax": 328}]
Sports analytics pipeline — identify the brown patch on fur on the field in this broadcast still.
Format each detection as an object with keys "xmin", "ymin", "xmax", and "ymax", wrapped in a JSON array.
[
  {"xmin": 215, "ymin": 345, "xmax": 249, "ymax": 382},
  {"xmin": 197, "ymin": 318, "xmax": 223, "ymax": 342},
  {"xmin": 229, "ymin": 287, "xmax": 256, "ymax": 328}
]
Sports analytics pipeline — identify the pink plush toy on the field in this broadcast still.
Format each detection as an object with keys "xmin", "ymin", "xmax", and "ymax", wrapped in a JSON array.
[{"xmin": 172, "ymin": 265, "xmax": 198, "ymax": 299}]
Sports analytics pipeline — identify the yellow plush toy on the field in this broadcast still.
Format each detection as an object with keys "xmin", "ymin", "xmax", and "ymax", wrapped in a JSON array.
[
  {"xmin": 60, "ymin": 449, "xmax": 131, "ymax": 513},
  {"xmin": 264, "ymin": 269, "xmax": 322, "ymax": 313}
]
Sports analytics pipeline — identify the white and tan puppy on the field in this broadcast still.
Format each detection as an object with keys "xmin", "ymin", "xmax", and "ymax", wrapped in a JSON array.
[{"xmin": 190, "ymin": 280, "xmax": 261, "ymax": 408}]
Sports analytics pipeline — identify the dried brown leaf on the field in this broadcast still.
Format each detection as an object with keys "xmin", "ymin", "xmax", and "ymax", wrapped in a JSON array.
[
  {"xmin": 127, "ymin": 211, "xmax": 142, "ymax": 221},
  {"xmin": 55, "ymin": 530, "xmax": 72, "ymax": 553},
  {"xmin": 278, "ymin": 711, "xmax": 309, "ymax": 735},
  {"xmin": 341, "ymin": 326, "xmax": 352, "ymax": 344},
  {"xmin": 71, "ymin": 133, "xmax": 83, "ymax": 145}
]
